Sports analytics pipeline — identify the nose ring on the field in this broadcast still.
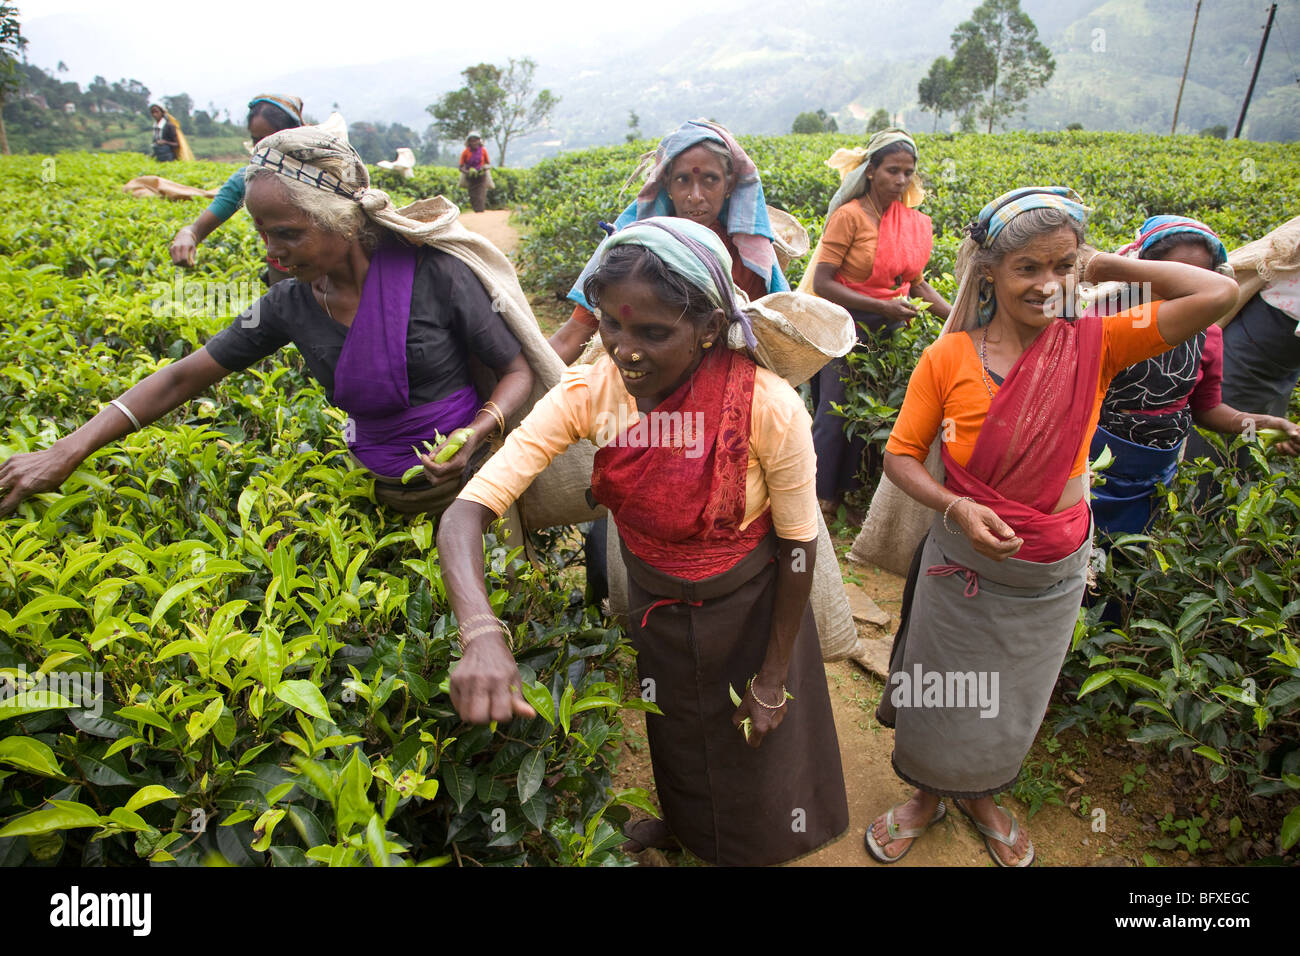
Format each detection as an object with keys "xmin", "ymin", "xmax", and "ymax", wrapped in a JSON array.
[{"xmin": 629, "ymin": 352, "xmax": 642, "ymax": 363}]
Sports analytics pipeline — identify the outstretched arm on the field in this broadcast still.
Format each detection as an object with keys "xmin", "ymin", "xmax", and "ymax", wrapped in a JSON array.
[{"xmin": 0, "ymin": 348, "xmax": 231, "ymax": 515}]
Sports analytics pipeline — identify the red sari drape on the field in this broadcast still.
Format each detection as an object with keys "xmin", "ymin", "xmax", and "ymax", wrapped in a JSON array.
[
  {"xmin": 940, "ymin": 316, "xmax": 1103, "ymax": 564},
  {"xmin": 834, "ymin": 202, "xmax": 934, "ymax": 300},
  {"xmin": 591, "ymin": 348, "xmax": 772, "ymax": 580}
]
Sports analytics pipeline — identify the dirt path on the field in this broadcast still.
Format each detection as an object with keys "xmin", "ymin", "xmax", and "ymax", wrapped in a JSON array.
[
  {"xmin": 459, "ymin": 210, "xmax": 520, "ymax": 256},
  {"xmin": 472, "ymin": 210, "xmax": 1198, "ymax": 869}
]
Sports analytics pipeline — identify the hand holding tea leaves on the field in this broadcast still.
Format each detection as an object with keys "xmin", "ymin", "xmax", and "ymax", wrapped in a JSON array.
[
  {"xmin": 728, "ymin": 677, "xmax": 793, "ymax": 749},
  {"xmin": 412, "ymin": 427, "xmax": 477, "ymax": 487}
]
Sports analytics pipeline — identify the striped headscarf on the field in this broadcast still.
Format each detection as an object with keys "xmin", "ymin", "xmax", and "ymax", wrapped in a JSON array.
[
  {"xmin": 1118, "ymin": 215, "xmax": 1228, "ymax": 267},
  {"xmin": 599, "ymin": 217, "xmax": 757, "ymax": 349},
  {"xmin": 967, "ymin": 186, "xmax": 1089, "ymax": 248}
]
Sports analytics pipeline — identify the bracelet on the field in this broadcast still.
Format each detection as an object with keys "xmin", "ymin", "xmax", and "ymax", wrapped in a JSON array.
[
  {"xmin": 459, "ymin": 622, "xmax": 511, "ymax": 648},
  {"xmin": 458, "ymin": 612, "xmax": 505, "ymax": 631},
  {"xmin": 481, "ymin": 401, "xmax": 507, "ymax": 436},
  {"xmin": 108, "ymin": 399, "xmax": 142, "ymax": 432},
  {"xmin": 943, "ymin": 496, "xmax": 973, "ymax": 534},
  {"xmin": 1078, "ymin": 249, "xmax": 1100, "ymax": 283},
  {"xmin": 747, "ymin": 676, "xmax": 787, "ymax": 710}
]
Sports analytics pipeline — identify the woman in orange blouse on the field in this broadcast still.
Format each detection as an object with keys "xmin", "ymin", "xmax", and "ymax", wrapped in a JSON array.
[
  {"xmin": 863, "ymin": 187, "xmax": 1236, "ymax": 867},
  {"xmin": 803, "ymin": 128, "xmax": 950, "ymax": 517}
]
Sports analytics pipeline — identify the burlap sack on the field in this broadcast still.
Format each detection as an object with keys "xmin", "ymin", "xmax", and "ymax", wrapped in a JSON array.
[
  {"xmin": 377, "ymin": 195, "xmax": 603, "ymax": 529},
  {"xmin": 1221, "ymin": 214, "xmax": 1300, "ymax": 326},
  {"xmin": 122, "ymin": 176, "xmax": 218, "ymax": 200},
  {"xmin": 848, "ymin": 440, "xmax": 943, "ymax": 577},
  {"xmin": 605, "ymin": 505, "xmax": 858, "ymax": 662},
  {"xmin": 767, "ymin": 206, "xmax": 810, "ymax": 271}
]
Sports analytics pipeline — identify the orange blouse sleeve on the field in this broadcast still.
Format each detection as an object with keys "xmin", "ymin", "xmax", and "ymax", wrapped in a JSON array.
[
  {"xmin": 885, "ymin": 341, "xmax": 948, "ymax": 463},
  {"xmin": 1100, "ymin": 300, "xmax": 1171, "ymax": 383},
  {"xmin": 818, "ymin": 205, "xmax": 874, "ymax": 272}
]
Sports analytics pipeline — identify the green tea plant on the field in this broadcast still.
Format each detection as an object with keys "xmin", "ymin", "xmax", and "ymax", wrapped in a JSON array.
[{"xmin": 0, "ymin": 153, "xmax": 646, "ymax": 867}]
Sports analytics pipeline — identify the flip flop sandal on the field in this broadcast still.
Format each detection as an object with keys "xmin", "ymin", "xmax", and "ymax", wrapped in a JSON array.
[
  {"xmin": 863, "ymin": 800, "xmax": 947, "ymax": 864},
  {"xmin": 954, "ymin": 800, "xmax": 1035, "ymax": 868}
]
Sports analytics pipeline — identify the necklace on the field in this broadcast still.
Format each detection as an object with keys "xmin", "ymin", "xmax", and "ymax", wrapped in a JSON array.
[
  {"xmin": 318, "ymin": 277, "xmax": 335, "ymax": 322},
  {"xmin": 862, "ymin": 191, "xmax": 884, "ymax": 221},
  {"xmin": 979, "ymin": 325, "xmax": 996, "ymax": 398}
]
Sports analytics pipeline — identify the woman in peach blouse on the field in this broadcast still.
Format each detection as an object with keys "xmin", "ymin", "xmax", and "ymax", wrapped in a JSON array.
[{"xmin": 436, "ymin": 217, "xmax": 848, "ymax": 865}]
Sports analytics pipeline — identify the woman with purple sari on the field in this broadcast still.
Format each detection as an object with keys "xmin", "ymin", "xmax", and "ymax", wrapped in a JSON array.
[{"xmin": 0, "ymin": 126, "xmax": 534, "ymax": 519}]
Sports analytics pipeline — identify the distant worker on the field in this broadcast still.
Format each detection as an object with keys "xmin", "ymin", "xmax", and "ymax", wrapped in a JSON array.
[
  {"xmin": 459, "ymin": 132, "xmax": 494, "ymax": 213},
  {"xmin": 149, "ymin": 104, "xmax": 193, "ymax": 162},
  {"xmin": 169, "ymin": 94, "xmax": 305, "ymax": 285}
]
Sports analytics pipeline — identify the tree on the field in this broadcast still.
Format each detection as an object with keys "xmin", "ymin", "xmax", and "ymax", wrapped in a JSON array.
[
  {"xmin": 162, "ymin": 93, "xmax": 192, "ymax": 126},
  {"xmin": 0, "ymin": 3, "xmax": 28, "ymax": 155},
  {"xmin": 866, "ymin": 108, "xmax": 892, "ymax": 134},
  {"xmin": 791, "ymin": 109, "xmax": 838, "ymax": 134},
  {"xmin": 427, "ymin": 57, "xmax": 558, "ymax": 167},
  {"xmin": 626, "ymin": 110, "xmax": 642, "ymax": 143},
  {"xmin": 949, "ymin": 0, "xmax": 1054, "ymax": 134}
]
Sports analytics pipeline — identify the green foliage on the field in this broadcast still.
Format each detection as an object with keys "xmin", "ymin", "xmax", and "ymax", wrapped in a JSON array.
[
  {"xmin": 0, "ymin": 152, "xmax": 642, "ymax": 866},
  {"xmin": 792, "ymin": 110, "xmax": 838, "ymax": 135},
  {"xmin": 1060, "ymin": 433, "xmax": 1300, "ymax": 826},
  {"xmin": 372, "ymin": 163, "xmax": 531, "ymax": 212}
]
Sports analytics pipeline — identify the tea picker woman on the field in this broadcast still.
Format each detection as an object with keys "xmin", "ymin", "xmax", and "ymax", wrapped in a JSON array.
[
  {"xmin": 169, "ymin": 94, "xmax": 305, "ymax": 284},
  {"xmin": 865, "ymin": 188, "xmax": 1237, "ymax": 865},
  {"xmin": 0, "ymin": 124, "xmax": 534, "ymax": 519},
  {"xmin": 800, "ymin": 128, "xmax": 950, "ymax": 519},
  {"xmin": 458, "ymin": 133, "xmax": 494, "ymax": 214},
  {"xmin": 437, "ymin": 217, "xmax": 850, "ymax": 866}
]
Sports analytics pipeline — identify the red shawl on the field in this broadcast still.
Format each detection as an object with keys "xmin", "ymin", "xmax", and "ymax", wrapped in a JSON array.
[
  {"xmin": 591, "ymin": 348, "xmax": 772, "ymax": 580},
  {"xmin": 941, "ymin": 316, "xmax": 1103, "ymax": 564},
  {"xmin": 835, "ymin": 202, "xmax": 933, "ymax": 301}
]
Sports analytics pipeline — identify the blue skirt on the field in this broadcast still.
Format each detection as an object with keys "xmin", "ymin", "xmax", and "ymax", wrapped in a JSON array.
[{"xmin": 1089, "ymin": 425, "xmax": 1180, "ymax": 536}]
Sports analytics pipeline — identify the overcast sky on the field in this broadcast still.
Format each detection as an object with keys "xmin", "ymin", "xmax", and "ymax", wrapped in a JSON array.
[{"xmin": 21, "ymin": 0, "xmax": 748, "ymax": 120}]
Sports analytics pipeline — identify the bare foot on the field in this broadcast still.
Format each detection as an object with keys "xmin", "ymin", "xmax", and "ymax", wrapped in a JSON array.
[
  {"xmin": 622, "ymin": 818, "xmax": 677, "ymax": 853},
  {"xmin": 955, "ymin": 797, "xmax": 1032, "ymax": 866},
  {"xmin": 866, "ymin": 790, "xmax": 942, "ymax": 860}
]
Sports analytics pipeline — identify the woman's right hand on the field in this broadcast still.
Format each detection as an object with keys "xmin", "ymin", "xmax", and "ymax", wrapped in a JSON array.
[
  {"xmin": 169, "ymin": 226, "xmax": 198, "ymax": 266},
  {"xmin": 0, "ymin": 443, "xmax": 82, "ymax": 517},
  {"xmin": 951, "ymin": 498, "xmax": 1023, "ymax": 561},
  {"xmin": 877, "ymin": 298, "xmax": 920, "ymax": 325},
  {"xmin": 449, "ymin": 632, "xmax": 537, "ymax": 724}
]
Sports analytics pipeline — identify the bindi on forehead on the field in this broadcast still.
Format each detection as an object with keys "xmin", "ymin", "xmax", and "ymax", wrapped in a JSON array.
[
  {"xmin": 619, "ymin": 304, "xmax": 632, "ymax": 318},
  {"xmin": 692, "ymin": 166, "xmax": 701, "ymax": 174}
]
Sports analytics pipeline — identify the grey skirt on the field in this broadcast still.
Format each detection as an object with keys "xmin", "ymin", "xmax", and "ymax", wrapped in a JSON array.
[{"xmin": 880, "ymin": 515, "xmax": 1091, "ymax": 798}]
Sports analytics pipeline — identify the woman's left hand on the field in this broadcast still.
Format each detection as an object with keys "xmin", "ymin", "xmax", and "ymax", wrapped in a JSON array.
[
  {"xmin": 419, "ymin": 431, "xmax": 479, "ymax": 487},
  {"xmin": 731, "ymin": 675, "xmax": 788, "ymax": 749}
]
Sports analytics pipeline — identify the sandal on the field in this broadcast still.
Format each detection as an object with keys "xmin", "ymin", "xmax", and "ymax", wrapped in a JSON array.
[
  {"xmin": 863, "ymin": 800, "xmax": 947, "ymax": 864},
  {"xmin": 954, "ymin": 799, "xmax": 1035, "ymax": 867}
]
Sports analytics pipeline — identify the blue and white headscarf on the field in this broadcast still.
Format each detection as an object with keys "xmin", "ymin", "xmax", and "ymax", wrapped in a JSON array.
[
  {"xmin": 569, "ymin": 119, "xmax": 787, "ymax": 311},
  {"xmin": 1118, "ymin": 215, "xmax": 1228, "ymax": 267},
  {"xmin": 594, "ymin": 216, "xmax": 757, "ymax": 349}
]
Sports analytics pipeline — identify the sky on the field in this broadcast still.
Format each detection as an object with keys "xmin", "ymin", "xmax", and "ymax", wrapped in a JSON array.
[{"xmin": 20, "ymin": 0, "xmax": 749, "ymax": 122}]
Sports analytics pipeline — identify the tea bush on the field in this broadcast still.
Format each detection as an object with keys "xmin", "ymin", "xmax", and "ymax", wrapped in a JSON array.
[{"xmin": 0, "ymin": 154, "xmax": 648, "ymax": 867}]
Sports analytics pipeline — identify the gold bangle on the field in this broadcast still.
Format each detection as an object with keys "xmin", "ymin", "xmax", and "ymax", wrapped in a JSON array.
[
  {"xmin": 747, "ymin": 676, "xmax": 787, "ymax": 710},
  {"xmin": 459, "ymin": 622, "xmax": 507, "ymax": 646},
  {"xmin": 481, "ymin": 401, "xmax": 507, "ymax": 436}
]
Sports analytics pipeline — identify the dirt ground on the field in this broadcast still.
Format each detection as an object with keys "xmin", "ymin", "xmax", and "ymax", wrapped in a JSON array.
[{"xmin": 461, "ymin": 208, "xmax": 1255, "ymax": 869}]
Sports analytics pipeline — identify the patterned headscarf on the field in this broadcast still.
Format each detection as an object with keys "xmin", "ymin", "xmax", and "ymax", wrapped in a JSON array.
[
  {"xmin": 1118, "ymin": 215, "xmax": 1228, "ymax": 267},
  {"xmin": 247, "ymin": 94, "xmax": 304, "ymax": 126},
  {"xmin": 824, "ymin": 127, "xmax": 923, "ymax": 218},
  {"xmin": 568, "ymin": 119, "xmax": 786, "ymax": 311},
  {"xmin": 247, "ymin": 124, "xmax": 371, "ymax": 202},
  {"xmin": 967, "ymin": 186, "xmax": 1089, "ymax": 248},
  {"xmin": 598, "ymin": 217, "xmax": 757, "ymax": 349}
]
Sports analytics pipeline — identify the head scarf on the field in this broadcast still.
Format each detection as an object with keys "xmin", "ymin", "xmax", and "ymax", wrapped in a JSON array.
[
  {"xmin": 594, "ymin": 119, "xmax": 785, "ymax": 300},
  {"xmin": 247, "ymin": 94, "xmax": 305, "ymax": 127},
  {"xmin": 1117, "ymin": 215, "xmax": 1228, "ymax": 268},
  {"xmin": 824, "ymin": 127, "xmax": 922, "ymax": 218},
  {"xmin": 597, "ymin": 216, "xmax": 757, "ymax": 349},
  {"xmin": 248, "ymin": 122, "xmax": 373, "ymax": 203},
  {"xmin": 946, "ymin": 186, "xmax": 1091, "ymax": 331}
]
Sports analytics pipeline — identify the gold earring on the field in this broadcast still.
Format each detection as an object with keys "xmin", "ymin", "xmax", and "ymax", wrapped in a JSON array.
[{"xmin": 702, "ymin": 341, "xmax": 713, "ymax": 349}]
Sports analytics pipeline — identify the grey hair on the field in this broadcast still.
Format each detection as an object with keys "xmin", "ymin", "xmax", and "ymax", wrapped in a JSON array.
[{"xmin": 245, "ymin": 161, "xmax": 383, "ymax": 252}]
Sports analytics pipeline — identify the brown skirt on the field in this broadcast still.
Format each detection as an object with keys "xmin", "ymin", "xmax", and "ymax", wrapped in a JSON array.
[{"xmin": 621, "ymin": 532, "xmax": 849, "ymax": 866}]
